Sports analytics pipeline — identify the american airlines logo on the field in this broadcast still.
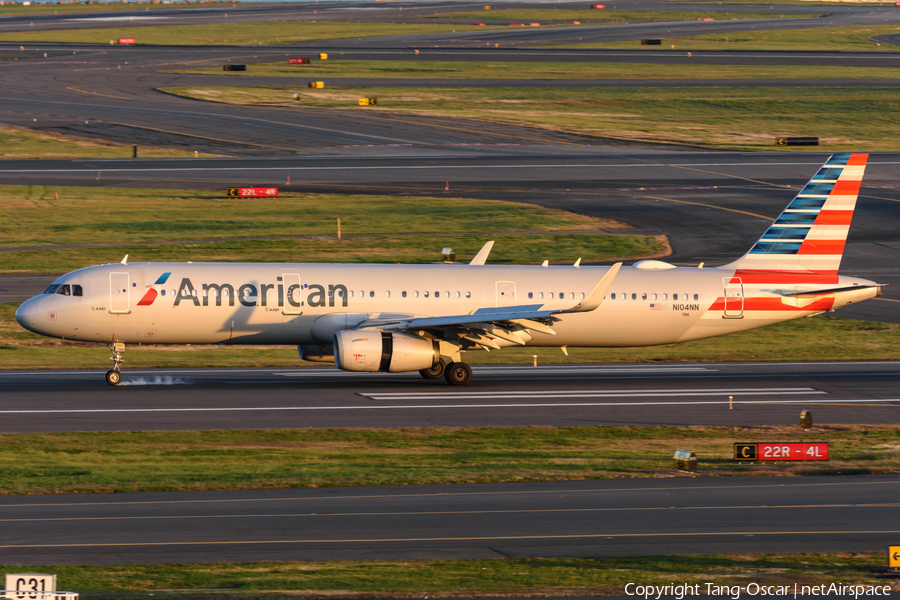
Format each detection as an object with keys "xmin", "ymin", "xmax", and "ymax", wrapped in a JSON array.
[
  {"xmin": 137, "ymin": 272, "xmax": 171, "ymax": 306},
  {"xmin": 140, "ymin": 276, "xmax": 350, "ymax": 309}
]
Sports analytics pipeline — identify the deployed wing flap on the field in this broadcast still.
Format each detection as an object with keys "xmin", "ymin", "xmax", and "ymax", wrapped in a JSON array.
[{"xmin": 404, "ymin": 304, "xmax": 556, "ymax": 329}]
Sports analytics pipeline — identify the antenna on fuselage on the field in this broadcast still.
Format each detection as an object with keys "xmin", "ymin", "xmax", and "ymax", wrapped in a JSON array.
[
  {"xmin": 574, "ymin": 258, "xmax": 581, "ymax": 268},
  {"xmin": 120, "ymin": 254, "xmax": 128, "ymax": 265}
]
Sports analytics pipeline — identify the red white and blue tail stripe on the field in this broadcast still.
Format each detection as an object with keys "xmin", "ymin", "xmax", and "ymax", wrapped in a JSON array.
[{"xmin": 724, "ymin": 153, "xmax": 867, "ymax": 275}]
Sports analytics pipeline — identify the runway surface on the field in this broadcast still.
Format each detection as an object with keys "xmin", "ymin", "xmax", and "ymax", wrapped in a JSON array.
[
  {"xmin": 1, "ymin": 363, "xmax": 898, "ymax": 432},
  {"xmin": 2, "ymin": 475, "xmax": 898, "ymax": 565},
  {"xmin": 2, "ymin": 0, "xmax": 898, "ymax": 46}
]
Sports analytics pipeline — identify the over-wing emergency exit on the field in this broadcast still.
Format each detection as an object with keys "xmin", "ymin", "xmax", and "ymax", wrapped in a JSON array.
[{"xmin": 16, "ymin": 153, "xmax": 882, "ymax": 386}]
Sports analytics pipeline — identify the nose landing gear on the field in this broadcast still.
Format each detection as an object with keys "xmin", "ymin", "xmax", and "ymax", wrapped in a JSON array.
[{"xmin": 106, "ymin": 342, "xmax": 125, "ymax": 386}]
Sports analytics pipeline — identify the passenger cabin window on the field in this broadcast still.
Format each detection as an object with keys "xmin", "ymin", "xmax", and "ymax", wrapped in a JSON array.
[
  {"xmin": 385, "ymin": 291, "xmax": 390, "ymax": 298},
  {"xmin": 631, "ymin": 293, "xmax": 636, "ymax": 300},
  {"xmin": 673, "ymin": 294, "xmax": 678, "ymax": 301},
  {"xmin": 642, "ymin": 293, "xmax": 647, "ymax": 300},
  {"xmin": 694, "ymin": 294, "xmax": 699, "ymax": 301},
  {"xmin": 610, "ymin": 293, "xmax": 616, "ymax": 300},
  {"xmin": 663, "ymin": 293, "xmax": 668, "ymax": 300},
  {"xmin": 653, "ymin": 293, "xmax": 658, "ymax": 300},
  {"xmin": 369, "ymin": 291, "xmax": 375, "ymax": 298},
  {"xmin": 402, "ymin": 291, "xmax": 407, "ymax": 298},
  {"xmin": 528, "ymin": 292, "xmax": 533, "ymax": 299},
  {"xmin": 466, "ymin": 291, "xmax": 471, "ymax": 298}
]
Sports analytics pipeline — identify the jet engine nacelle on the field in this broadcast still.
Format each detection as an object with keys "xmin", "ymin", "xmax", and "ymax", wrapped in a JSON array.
[
  {"xmin": 334, "ymin": 330, "xmax": 439, "ymax": 373},
  {"xmin": 299, "ymin": 344, "xmax": 334, "ymax": 363}
]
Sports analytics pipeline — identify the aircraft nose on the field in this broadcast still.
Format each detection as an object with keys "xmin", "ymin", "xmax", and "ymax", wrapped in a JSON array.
[{"xmin": 15, "ymin": 297, "xmax": 41, "ymax": 334}]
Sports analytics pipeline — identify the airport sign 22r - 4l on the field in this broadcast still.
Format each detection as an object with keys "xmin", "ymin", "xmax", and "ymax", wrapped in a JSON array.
[{"xmin": 734, "ymin": 442, "xmax": 829, "ymax": 461}]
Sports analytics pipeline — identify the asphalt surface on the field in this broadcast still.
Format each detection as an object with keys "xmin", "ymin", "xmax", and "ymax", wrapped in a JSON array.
[
  {"xmin": 2, "ymin": 475, "xmax": 898, "ymax": 565},
  {"xmin": 1, "ymin": 0, "xmax": 898, "ymax": 45},
  {"xmin": 0, "ymin": 363, "xmax": 898, "ymax": 432},
  {"xmin": 1, "ymin": 0, "xmax": 900, "ymax": 573}
]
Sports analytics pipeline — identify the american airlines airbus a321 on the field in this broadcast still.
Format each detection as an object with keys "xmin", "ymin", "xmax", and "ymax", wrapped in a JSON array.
[{"xmin": 16, "ymin": 153, "xmax": 883, "ymax": 386}]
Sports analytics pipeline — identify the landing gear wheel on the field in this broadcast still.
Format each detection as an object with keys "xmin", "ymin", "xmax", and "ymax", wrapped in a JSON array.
[
  {"xmin": 444, "ymin": 362, "xmax": 472, "ymax": 386},
  {"xmin": 105, "ymin": 369, "xmax": 122, "ymax": 386},
  {"xmin": 419, "ymin": 360, "xmax": 446, "ymax": 380}
]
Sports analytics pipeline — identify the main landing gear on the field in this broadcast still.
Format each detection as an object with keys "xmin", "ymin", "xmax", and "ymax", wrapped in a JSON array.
[
  {"xmin": 444, "ymin": 361, "xmax": 473, "ymax": 386},
  {"xmin": 419, "ymin": 360, "xmax": 473, "ymax": 385},
  {"xmin": 419, "ymin": 360, "xmax": 446, "ymax": 380},
  {"xmin": 106, "ymin": 342, "xmax": 125, "ymax": 386}
]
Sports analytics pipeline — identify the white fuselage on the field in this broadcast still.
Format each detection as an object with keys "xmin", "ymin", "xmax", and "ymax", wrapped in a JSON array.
[{"xmin": 15, "ymin": 262, "xmax": 878, "ymax": 351}]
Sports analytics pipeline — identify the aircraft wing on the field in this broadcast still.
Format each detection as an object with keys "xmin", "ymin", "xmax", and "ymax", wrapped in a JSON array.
[{"xmin": 366, "ymin": 263, "xmax": 622, "ymax": 349}]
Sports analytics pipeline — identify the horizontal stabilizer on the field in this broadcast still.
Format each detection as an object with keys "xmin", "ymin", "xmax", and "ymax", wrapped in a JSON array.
[{"xmin": 777, "ymin": 283, "xmax": 883, "ymax": 297}]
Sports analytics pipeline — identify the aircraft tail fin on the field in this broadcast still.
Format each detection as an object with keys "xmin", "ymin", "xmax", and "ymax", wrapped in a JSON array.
[{"xmin": 722, "ymin": 153, "xmax": 868, "ymax": 275}]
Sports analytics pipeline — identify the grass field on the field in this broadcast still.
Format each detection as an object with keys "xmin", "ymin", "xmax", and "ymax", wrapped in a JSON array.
[
  {"xmin": 0, "ymin": 1, "xmax": 238, "ymax": 16},
  {"xmin": 0, "ymin": 424, "xmax": 897, "ymax": 495},
  {"xmin": 3, "ymin": 303, "xmax": 898, "ymax": 369},
  {"xmin": 426, "ymin": 8, "xmax": 812, "ymax": 21},
  {"xmin": 0, "ymin": 21, "xmax": 497, "ymax": 45},
  {"xmin": 164, "ymin": 59, "xmax": 900, "ymax": 80},
  {"xmin": 0, "ymin": 232, "xmax": 663, "ymax": 275},
  {"xmin": 553, "ymin": 23, "xmax": 900, "ymax": 50},
  {"xmin": 3, "ymin": 553, "xmax": 893, "ymax": 598},
  {"xmin": 0, "ymin": 186, "xmax": 626, "ymax": 248},
  {"xmin": 0, "ymin": 185, "xmax": 659, "ymax": 273},
  {"xmin": 0, "ymin": 124, "xmax": 210, "ymax": 159},
  {"xmin": 163, "ymin": 84, "xmax": 900, "ymax": 152}
]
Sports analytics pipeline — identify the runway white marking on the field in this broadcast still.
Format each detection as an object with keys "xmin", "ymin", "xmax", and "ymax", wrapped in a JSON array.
[
  {"xmin": 0, "ymin": 389, "xmax": 863, "ymax": 416},
  {"xmin": 362, "ymin": 387, "xmax": 823, "ymax": 401},
  {"xmin": 70, "ymin": 16, "xmax": 169, "ymax": 22}
]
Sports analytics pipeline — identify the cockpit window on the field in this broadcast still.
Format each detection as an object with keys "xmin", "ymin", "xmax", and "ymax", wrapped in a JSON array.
[
  {"xmin": 43, "ymin": 284, "xmax": 60, "ymax": 294},
  {"xmin": 56, "ymin": 284, "xmax": 71, "ymax": 296},
  {"xmin": 73, "ymin": 285, "xmax": 82, "ymax": 297}
]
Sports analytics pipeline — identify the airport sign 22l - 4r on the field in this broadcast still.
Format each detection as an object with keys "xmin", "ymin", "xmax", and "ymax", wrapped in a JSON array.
[
  {"xmin": 734, "ymin": 442, "xmax": 828, "ymax": 461},
  {"xmin": 226, "ymin": 187, "xmax": 279, "ymax": 198}
]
